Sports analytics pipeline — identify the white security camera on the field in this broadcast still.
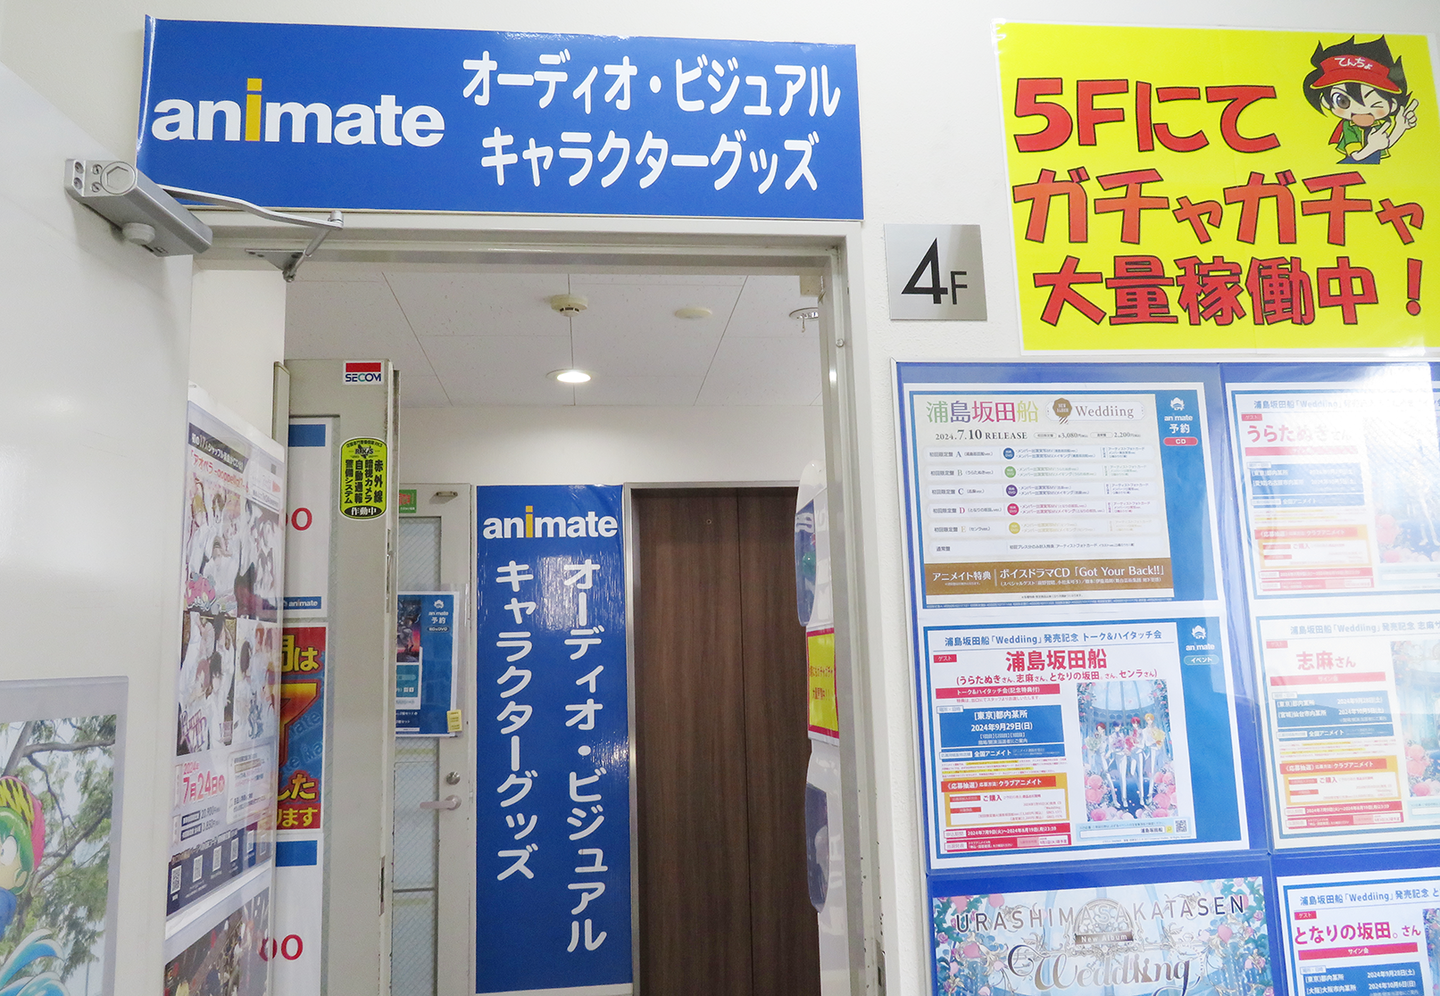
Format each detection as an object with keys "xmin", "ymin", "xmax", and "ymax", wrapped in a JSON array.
[{"xmin": 64, "ymin": 159, "xmax": 213, "ymax": 256}]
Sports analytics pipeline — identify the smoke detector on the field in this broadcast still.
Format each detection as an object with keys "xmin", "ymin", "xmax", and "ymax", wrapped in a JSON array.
[{"xmin": 550, "ymin": 294, "xmax": 588, "ymax": 316}]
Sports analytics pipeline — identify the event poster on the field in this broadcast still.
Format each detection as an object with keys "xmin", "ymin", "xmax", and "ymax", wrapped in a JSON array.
[
  {"xmin": 896, "ymin": 363, "xmax": 1249, "ymax": 868},
  {"xmin": 932, "ymin": 875, "xmax": 1272, "ymax": 996},
  {"xmin": 996, "ymin": 24, "xmax": 1439, "ymax": 351},
  {"xmin": 902, "ymin": 379, "xmax": 1220, "ymax": 606},
  {"xmin": 172, "ymin": 388, "xmax": 285, "ymax": 917},
  {"xmin": 395, "ymin": 592, "xmax": 458, "ymax": 736},
  {"xmin": 0, "ymin": 679, "xmax": 125, "ymax": 996},
  {"xmin": 1228, "ymin": 372, "xmax": 1440, "ymax": 597},
  {"xmin": 476, "ymin": 486, "xmax": 632, "ymax": 994},
  {"xmin": 1254, "ymin": 609, "xmax": 1440, "ymax": 843},
  {"xmin": 918, "ymin": 616, "xmax": 1248, "ymax": 865},
  {"xmin": 1277, "ymin": 866, "xmax": 1440, "ymax": 996}
]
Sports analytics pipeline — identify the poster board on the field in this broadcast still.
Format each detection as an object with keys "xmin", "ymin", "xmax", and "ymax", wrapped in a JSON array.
[
  {"xmin": 901, "ymin": 361, "xmax": 1440, "ymax": 993},
  {"xmin": 395, "ymin": 591, "xmax": 459, "ymax": 736},
  {"xmin": 895, "ymin": 362, "xmax": 1253, "ymax": 870}
]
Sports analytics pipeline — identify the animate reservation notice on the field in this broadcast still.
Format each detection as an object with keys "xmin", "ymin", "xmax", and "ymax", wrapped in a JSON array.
[{"xmin": 907, "ymin": 387, "xmax": 1210, "ymax": 604}]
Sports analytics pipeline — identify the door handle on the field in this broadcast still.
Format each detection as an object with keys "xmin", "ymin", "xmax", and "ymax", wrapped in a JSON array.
[{"xmin": 419, "ymin": 795, "xmax": 461, "ymax": 811}]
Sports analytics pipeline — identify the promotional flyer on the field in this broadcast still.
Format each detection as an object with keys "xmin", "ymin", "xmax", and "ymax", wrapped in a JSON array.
[
  {"xmin": 997, "ymin": 24, "xmax": 1439, "ymax": 350},
  {"xmin": 171, "ymin": 388, "xmax": 285, "ymax": 918},
  {"xmin": 395, "ymin": 592, "xmax": 459, "ymax": 736}
]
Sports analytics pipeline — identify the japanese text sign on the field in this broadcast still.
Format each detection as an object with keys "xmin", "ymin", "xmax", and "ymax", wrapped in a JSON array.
[
  {"xmin": 475, "ymin": 486, "xmax": 630, "ymax": 993},
  {"xmin": 996, "ymin": 24, "xmax": 1438, "ymax": 350},
  {"xmin": 137, "ymin": 19, "xmax": 862, "ymax": 220}
]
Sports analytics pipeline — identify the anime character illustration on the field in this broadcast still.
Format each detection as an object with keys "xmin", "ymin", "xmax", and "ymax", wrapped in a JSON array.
[
  {"xmin": 1139, "ymin": 712, "xmax": 1168, "ymax": 803},
  {"xmin": 1076, "ymin": 680, "xmax": 1181, "ymax": 821},
  {"xmin": 1304, "ymin": 36, "xmax": 1419, "ymax": 164},
  {"xmin": 0, "ymin": 778, "xmax": 43, "ymax": 943}
]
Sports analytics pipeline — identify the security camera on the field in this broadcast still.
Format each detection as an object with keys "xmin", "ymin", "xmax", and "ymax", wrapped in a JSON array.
[{"xmin": 64, "ymin": 159, "xmax": 212, "ymax": 256}]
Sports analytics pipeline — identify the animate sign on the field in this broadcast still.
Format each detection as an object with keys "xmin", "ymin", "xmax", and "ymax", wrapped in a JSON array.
[{"xmin": 137, "ymin": 19, "xmax": 862, "ymax": 220}]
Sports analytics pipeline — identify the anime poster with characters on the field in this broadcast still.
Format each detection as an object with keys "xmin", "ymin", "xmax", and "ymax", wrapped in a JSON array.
[
  {"xmin": 1076, "ymin": 679, "xmax": 1178, "ymax": 823},
  {"xmin": 996, "ymin": 24, "xmax": 1439, "ymax": 350},
  {"xmin": 0, "ymin": 679, "xmax": 125, "ymax": 996},
  {"xmin": 931, "ymin": 875, "xmax": 1271, "ymax": 996},
  {"xmin": 171, "ymin": 388, "xmax": 285, "ymax": 918}
]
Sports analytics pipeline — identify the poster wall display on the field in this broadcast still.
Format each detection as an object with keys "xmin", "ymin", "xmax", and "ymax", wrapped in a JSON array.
[
  {"xmin": 136, "ymin": 19, "xmax": 862, "ymax": 221},
  {"xmin": 475, "ymin": 486, "xmax": 631, "ymax": 995},
  {"xmin": 932, "ymin": 870, "xmax": 1273, "ymax": 996},
  {"xmin": 995, "ymin": 24, "xmax": 1439, "ymax": 351},
  {"xmin": 0, "ymin": 678, "xmax": 126, "ymax": 996},
  {"xmin": 896, "ymin": 362, "xmax": 1252, "ymax": 869},
  {"xmin": 395, "ymin": 592, "xmax": 458, "ymax": 736},
  {"xmin": 1276, "ymin": 862, "xmax": 1440, "ymax": 996},
  {"xmin": 171, "ymin": 387, "xmax": 285, "ymax": 919}
]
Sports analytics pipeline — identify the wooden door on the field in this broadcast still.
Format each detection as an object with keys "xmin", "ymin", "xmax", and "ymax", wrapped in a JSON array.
[{"xmin": 632, "ymin": 488, "xmax": 820, "ymax": 996}]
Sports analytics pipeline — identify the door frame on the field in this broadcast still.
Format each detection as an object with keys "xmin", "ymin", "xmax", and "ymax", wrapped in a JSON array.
[{"xmin": 202, "ymin": 211, "xmax": 885, "ymax": 996}]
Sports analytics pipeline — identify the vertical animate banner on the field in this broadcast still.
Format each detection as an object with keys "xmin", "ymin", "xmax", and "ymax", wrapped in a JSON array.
[
  {"xmin": 172, "ymin": 388, "xmax": 285, "ymax": 918},
  {"xmin": 996, "ymin": 24, "xmax": 1438, "ymax": 350},
  {"xmin": 475, "ymin": 486, "xmax": 631, "ymax": 994}
]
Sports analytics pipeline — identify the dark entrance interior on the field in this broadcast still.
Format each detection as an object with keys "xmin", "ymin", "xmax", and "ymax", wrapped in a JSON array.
[{"xmin": 632, "ymin": 487, "xmax": 820, "ymax": 996}]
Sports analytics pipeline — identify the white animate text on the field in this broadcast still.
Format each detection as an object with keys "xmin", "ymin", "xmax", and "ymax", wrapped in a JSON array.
[{"xmin": 151, "ymin": 78, "xmax": 444, "ymax": 146}]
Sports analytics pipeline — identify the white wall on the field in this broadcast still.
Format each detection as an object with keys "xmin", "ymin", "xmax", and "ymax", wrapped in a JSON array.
[
  {"xmin": 0, "ymin": 59, "xmax": 192, "ymax": 996},
  {"xmin": 6, "ymin": 2, "xmax": 1440, "ymax": 995},
  {"xmin": 189, "ymin": 267, "xmax": 287, "ymax": 434},
  {"xmin": 399, "ymin": 405, "xmax": 823, "ymax": 485}
]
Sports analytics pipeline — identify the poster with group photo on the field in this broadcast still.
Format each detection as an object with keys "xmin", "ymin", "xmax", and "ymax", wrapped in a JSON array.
[
  {"xmin": 918, "ymin": 616, "xmax": 1246, "ymax": 867},
  {"xmin": 996, "ymin": 24, "xmax": 1439, "ymax": 351},
  {"xmin": 171, "ymin": 387, "xmax": 285, "ymax": 918}
]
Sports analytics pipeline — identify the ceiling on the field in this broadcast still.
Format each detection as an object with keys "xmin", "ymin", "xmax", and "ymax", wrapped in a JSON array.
[{"xmin": 284, "ymin": 265, "xmax": 823, "ymax": 408}]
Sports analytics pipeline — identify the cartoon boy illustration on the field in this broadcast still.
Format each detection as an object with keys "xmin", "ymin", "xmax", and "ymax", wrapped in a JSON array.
[
  {"xmin": 1304, "ymin": 35, "xmax": 1420, "ymax": 163},
  {"xmin": 0, "ymin": 776, "xmax": 44, "ymax": 941}
]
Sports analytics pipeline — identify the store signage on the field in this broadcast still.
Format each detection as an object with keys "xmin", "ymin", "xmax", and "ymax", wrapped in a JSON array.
[{"xmin": 137, "ymin": 18, "xmax": 862, "ymax": 220}]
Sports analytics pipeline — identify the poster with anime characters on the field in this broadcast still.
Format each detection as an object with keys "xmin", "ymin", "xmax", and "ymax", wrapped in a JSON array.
[
  {"xmin": 170, "ymin": 388, "xmax": 285, "ymax": 919},
  {"xmin": 1076, "ymin": 679, "xmax": 1179, "ymax": 822},
  {"xmin": 0, "ymin": 678, "xmax": 125, "ymax": 996}
]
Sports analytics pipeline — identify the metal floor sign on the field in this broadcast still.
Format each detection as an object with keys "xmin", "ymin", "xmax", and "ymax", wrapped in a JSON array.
[{"xmin": 137, "ymin": 18, "xmax": 863, "ymax": 220}]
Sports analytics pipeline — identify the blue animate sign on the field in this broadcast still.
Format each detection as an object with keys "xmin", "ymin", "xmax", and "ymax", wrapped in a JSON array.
[
  {"xmin": 475, "ymin": 486, "xmax": 630, "ymax": 993},
  {"xmin": 136, "ymin": 19, "xmax": 862, "ymax": 220}
]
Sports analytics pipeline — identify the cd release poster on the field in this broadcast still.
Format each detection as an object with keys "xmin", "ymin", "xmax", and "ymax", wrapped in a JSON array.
[{"xmin": 932, "ymin": 877, "xmax": 1271, "ymax": 996}]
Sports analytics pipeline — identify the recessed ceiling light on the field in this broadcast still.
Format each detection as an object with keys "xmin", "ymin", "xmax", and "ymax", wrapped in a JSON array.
[
  {"xmin": 675, "ymin": 305, "xmax": 712, "ymax": 320},
  {"xmin": 549, "ymin": 368, "xmax": 592, "ymax": 384},
  {"xmin": 789, "ymin": 307, "xmax": 820, "ymax": 321}
]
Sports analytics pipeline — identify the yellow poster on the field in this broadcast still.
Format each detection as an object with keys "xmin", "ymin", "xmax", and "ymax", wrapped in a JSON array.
[
  {"xmin": 997, "ymin": 23, "xmax": 1437, "ymax": 350},
  {"xmin": 807, "ymin": 628, "xmax": 838, "ymax": 740}
]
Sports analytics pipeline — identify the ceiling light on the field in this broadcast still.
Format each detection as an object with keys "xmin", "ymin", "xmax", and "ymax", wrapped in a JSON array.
[
  {"xmin": 549, "ymin": 368, "xmax": 592, "ymax": 384},
  {"xmin": 675, "ymin": 305, "xmax": 712, "ymax": 319},
  {"xmin": 789, "ymin": 307, "xmax": 820, "ymax": 321}
]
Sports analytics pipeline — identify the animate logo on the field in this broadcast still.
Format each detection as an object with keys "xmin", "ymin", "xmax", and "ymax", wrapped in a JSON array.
[
  {"xmin": 149, "ymin": 78, "xmax": 445, "ymax": 147},
  {"xmin": 482, "ymin": 505, "xmax": 619, "ymax": 540},
  {"xmin": 343, "ymin": 361, "xmax": 384, "ymax": 385}
]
